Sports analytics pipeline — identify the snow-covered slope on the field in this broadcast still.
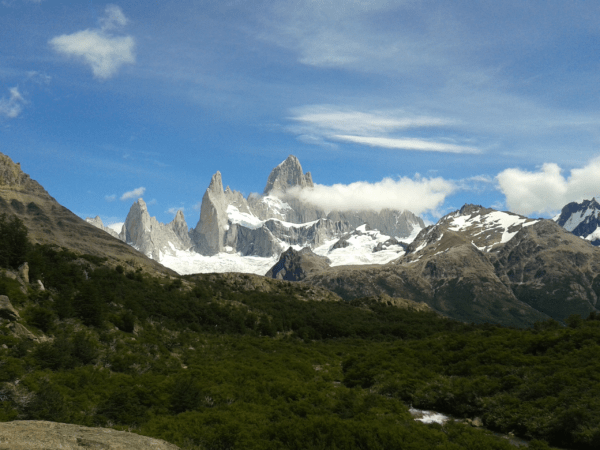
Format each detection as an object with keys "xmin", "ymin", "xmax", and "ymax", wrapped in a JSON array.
[
  {"xmin": 554, "ymin": 198, "xmax": 600, "ymax": 245},
  {"xmin": 406, "ymin": 204, "xmax": 538, "ymax": 259}
]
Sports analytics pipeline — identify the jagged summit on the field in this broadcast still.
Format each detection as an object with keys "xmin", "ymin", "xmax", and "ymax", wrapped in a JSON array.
[
  {"xmin": 88, "ymin": 154, "xmax": 425, "ymax": 275},
  {"xmin": 554, "ymin": 198, "xmax": 600, "ymax": 245},
  {"xmin": 208, "ymin": 171, "xmax": 224, "ymax": 193},
  {"xmin": 263, "ymin": 155, "xmax": 314, "ymax": 194}
]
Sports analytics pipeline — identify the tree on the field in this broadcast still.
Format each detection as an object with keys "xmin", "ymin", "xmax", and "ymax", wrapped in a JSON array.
[{"xmin": 0, "ymin": 214, "xmax": 29, "ymax": 269}]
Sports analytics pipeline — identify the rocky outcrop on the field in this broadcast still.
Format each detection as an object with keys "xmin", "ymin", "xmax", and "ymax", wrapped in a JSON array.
[
  {"xmin": 264, "ymin": 155, "xmax": 314, "ymax": 194},
  {"xmin": 85, "ymin": 216, "xmax": 121, "ymax": 239},
  {"xmin": 266, "ymin": 247, "xmax": 331, "ymax": 281},
  {"xmin": 0, "ymin": 154, "xmax": 33, "ymax": 189},
  {"xmin": 121, "ymin": 199, "xmax": 191, "ymax": 260},
  {"xmin": 0, "ymin": 420, "xmax": 179, "ymax": 449},
  {"xmin": 192, "ymin": 172, "xmax": 230, "ymax": 255},
  {"xmin": 18, "ymin": 262, "xmax": 29, "ymax": 284},
  {"xmin": 0, "ymin": 295, "xmax": 19, "ymax": 321}
]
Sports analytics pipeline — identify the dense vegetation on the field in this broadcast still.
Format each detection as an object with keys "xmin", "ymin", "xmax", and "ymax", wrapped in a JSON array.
[{"xmin": 1, "ymin": 214, "xmax": 596, "ymax": 449}]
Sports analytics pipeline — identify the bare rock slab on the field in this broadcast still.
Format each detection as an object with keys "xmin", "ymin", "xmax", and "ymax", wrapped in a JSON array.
[{"xmin": 0, "ymin": 421, "xmax": 179, "ymax": 450}]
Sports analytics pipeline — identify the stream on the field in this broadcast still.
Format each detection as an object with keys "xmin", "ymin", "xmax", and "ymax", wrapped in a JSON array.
[{"xmin": 409, "ymin": 407, "xmax": 530, "ymax": 447}]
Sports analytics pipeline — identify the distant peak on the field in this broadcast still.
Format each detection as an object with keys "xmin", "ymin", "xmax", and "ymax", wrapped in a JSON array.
[
  {"xmin": 264, "ymin": 155, "xmax": 314, "ymax": 194},
  {"xmin": 208, "ymin": 171, "xmax": 224, "ymax": 193},
  {"xmin": 174, "ymin": 209, "xmax": 185, "ymax": 221}
]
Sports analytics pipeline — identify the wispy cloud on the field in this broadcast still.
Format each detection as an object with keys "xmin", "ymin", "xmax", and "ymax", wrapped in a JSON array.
[
  {"xmin": 332, "ymin": 135, "xmax": 479, "ymax": 154},
  {"xmin": 288, "ymin": 105, "xmax": 476, "ymax": 153},
  {"xmin": 104, "ymin": 194, "xmax": 116, "ymax": 202},
  {"xmin": 49, "ymin": 5, "xmax": 135, "ymax": 79},
  {"xmin": 497, "ymin": 157, "xmax": 600, "ymax": 215},
  {"xmin": 100, "ymin": 4, "xmax": 128, "ymax": 31},
  {"xmin": 277, "ymin": 175, "xmax": 456, "ymax": 216},
  {"xmin": 166, "ymin": 206, "xmax": 184, "ymax": 216},
  {"xmin": 120, "ymin": 187, "xmax": 146, "ymax": 201},
  {"xmin": 0, "ymin": 87, "xmax": 25, "ymax": 118}
]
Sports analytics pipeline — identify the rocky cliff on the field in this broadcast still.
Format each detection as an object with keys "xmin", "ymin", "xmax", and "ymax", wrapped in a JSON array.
[{"xmin": 121, "ymin": 198, "xmax": 191, "ymax": 260}]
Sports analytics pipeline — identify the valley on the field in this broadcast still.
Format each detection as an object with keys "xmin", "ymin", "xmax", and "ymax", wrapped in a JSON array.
[{"xmin": 1, "ymin": 152, "xmax": 600, "ymax": 449}]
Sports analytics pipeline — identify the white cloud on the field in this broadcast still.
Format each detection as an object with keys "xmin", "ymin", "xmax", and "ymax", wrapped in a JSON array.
[
  {"xmin": 0, "ymin": 87, "xmax": 25, "ymax": 119},
  {"xmin": 332, "ymin": 135, "xmax": 479, "ymax": 154},
  {"xmin": 120, "ymin": 187, "xmax": 146, "ymax": 201},
  {"xmin": 497, "ymin": 158, "xmax": 600, "ymax": 216},
  {"xmin": 104, "ymin": 194, "xmax": 116, "ymax": 202},
  {"xmin": 291, "ymin": 106, "xmax": 454, "ymax": 135},
  {"xmin": 49, "ymin": 6, "xmax": 135, "ymax": 79},
  {"xmin": 277, "ymin": 176, "xmax": 456, "ymax": 216},
  {"xmin": 147, "ymin": 198, "xmax": 157, "ymax": 206},
  {"xmin": 288, "ymin": 105, "xmax": 477, "ymax": 153},
  {"xmin": 100, "ymin": 5, "xmax": 128, "ymax": 31}
]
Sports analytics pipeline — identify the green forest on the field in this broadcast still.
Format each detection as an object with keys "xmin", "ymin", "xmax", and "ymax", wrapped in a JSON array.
[{"xmin": 0, "ymin": 214, "xmax": 597, "ymax": 449}]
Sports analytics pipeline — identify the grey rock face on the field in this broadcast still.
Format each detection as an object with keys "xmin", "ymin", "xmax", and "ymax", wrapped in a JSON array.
[
  {"xmin": 264, "ymin": 155, "xmax": 314, "ymax": 194},
  {"xmin": 0, "ymin": 420, "xmax": 179, "ymax": 450},
  {"xmin": 121, "ymin": 198, "xmax": 191, "ymax": 260},
  {"xmin": 85, "ymin": 216, "xmax": 121, "ymax": 239},
  {"xmin": 0, "ymin": 295, "xmax": 19, "ymax": 321},
  {"xmin": 192, "ymin": 172, "xmax": 230, "ymax": 255}
]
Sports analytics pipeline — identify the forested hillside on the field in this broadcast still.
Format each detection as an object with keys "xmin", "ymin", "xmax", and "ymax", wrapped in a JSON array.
[{"xmin": 2, "ymin": 214, "xmax": 597, "ymax": 449}]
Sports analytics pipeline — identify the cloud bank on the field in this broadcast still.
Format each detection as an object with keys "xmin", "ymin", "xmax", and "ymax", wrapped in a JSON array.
[
  {"xmin": 278, "ymin": 176, "xmax": 456, "ymax": 215},
  {"xmin": 497, "ymin": 158, "xmax": 600, "ymax": 215},
  {"xmin": 0, "ymin": 87, "xmax": 25, "ymax": 119},
  {"xmin": 120, "ymin": 187, "xmax": 145, "ymax": 201},
  {"xmin": 49, "ymin": 5, "xmax": 135, "ymax": 79}
]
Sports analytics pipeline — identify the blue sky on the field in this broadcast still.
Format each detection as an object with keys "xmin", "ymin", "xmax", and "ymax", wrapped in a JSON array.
[{"xmin": 3, "ymin": 0, "xmax": 600, "ymax": 227}]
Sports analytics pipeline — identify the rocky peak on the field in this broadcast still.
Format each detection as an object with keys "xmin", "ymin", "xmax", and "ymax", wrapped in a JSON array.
[
  {"xmin": 0, "ymin": 153, "xmax": 33, "ymax": 189},
  {"xmin": 86, "ymin": 216, "xmax": 104, "ymax": 227},
  {"xmin": 173, "ymin": 209, "xmax": 185, "ymax": 223},
  {"xmin": 208, "ymin": 171, "xmax": 224, "ymax": 194},
  {"xmin": 263, "ymin": 155, "xmax": 314, "ymax": 194},
  {"xmin": 458, "ymin": 204, "xmax": 488, "ymax": 215}
]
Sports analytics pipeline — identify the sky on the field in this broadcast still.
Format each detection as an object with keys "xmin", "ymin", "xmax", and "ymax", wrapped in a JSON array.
[{"xmin": 3, "ymin": 0, "xmax": 600, "ymax": 228}]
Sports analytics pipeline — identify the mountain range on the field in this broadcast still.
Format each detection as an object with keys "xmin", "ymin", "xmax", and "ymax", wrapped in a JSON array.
[
  {"xmin": 4, "ymin": 151, "xmax": 600, "ymax": 328},
  {"xmin": 87, "ymin": 155, "xmax": 424, "ymax": 275}
]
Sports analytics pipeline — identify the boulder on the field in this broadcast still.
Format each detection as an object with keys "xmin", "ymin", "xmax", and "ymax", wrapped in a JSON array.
[
  {"xmin": 8, "ymin": 322, "xmax": 36, "ymax": 341},
  {"xmin": 0, "ymin": 420, "xmax": 179, "ymax": 449},
  {"xmin": 0, "ymin": 295, "xmax": 19, "ymax": 321},
  {"xmin": 18, "ymin": 262, "xmax": 29, "ymax": 284}
]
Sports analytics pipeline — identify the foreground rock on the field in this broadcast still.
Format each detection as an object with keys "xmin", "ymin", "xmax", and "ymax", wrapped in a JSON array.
[{"xmin": 0, "ymin": 421, "xmax": 179, "ymax": 449}]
